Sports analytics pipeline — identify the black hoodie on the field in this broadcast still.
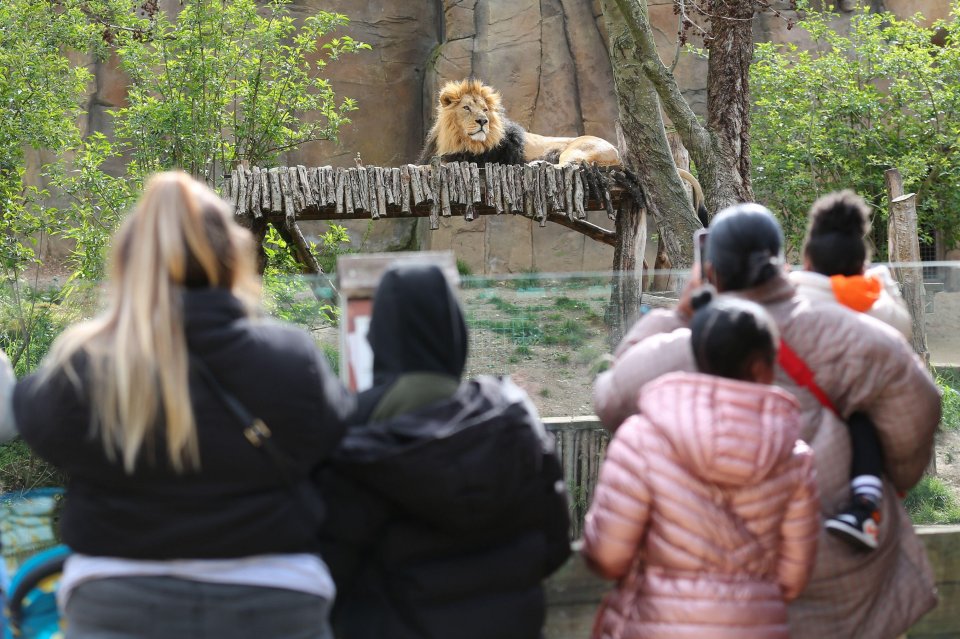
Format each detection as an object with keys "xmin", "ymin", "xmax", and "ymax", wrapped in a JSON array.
[
  {"xmin": 350, "ymin": 264, "xmax": 468, "ymax": 425},
  {"xmin": 319, "ymin": 264, "xmax": 571, "ymax": 639}
]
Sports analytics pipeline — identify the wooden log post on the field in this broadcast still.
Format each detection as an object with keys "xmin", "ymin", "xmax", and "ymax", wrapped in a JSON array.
[
  {"xmin": 885, "ymin": 168, "xmax": 929, "ymax": 362},
  {"xmin": 250, "ymin": 167, "xmax": 262, "ymax": 218},
  {"xmin": 440, "ymin": 164, "xmax": 452, "ymax": 217},
  {"xmin": 429, "ymin": 158, "xmax": 441, "ymax": 229},
  {"xmin": 607, "ymin": 197, "xmax": 643, "ymax": 347},
  {"xmin": 324, "ymin": 167, "xmax": 335, "ymax": 205},
  {"xmin": 334, "ymin": 168, "xmax": 345, "ymax": 215},
  {"xmin": 366, "ymin": 167, "xmax": 379, "ymax": 219},
  {"xmin": 312, "ymin": 168, "xmax": 322, "ymax": 207},
  {"xmin": 400, "ymin": 165, "xmax": 412, "ymax": 214},
  {"xmin": 376, "ymin": 167, "xmax": 388, "ymax": 219},
  {"xmin": 465, "ymin": 163, "xmax": 479, "ymax": 221},
  {"xmin": 344, "ymin": 168, "xmax": 356, "ymax": 213},
  {"xmin": 885, "ymin": 168, "xmax": 933, "ymax": 476},
  {"xmin": 277, "ymin": 169, "xmax": 321, "ymax": 275}
]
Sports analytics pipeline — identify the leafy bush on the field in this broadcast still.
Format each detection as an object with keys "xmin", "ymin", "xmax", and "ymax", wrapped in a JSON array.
[
  {"xmin": 1, "ymin": 0, "xmax": 368, "ymax": 364},
  {"xmin": 456, "ymin": 259, "xmax": 473, "ymax": 277},
  {"xmin": 110, "ymin": 0, "xmax": 369, "ymax": 182},
  {"xmin": 939, "ymin": 374, "xmax": 960, "ymax": 431},
  {"xmin": 0, "ymin": 440, "xmax": 65, "ymax": 492},
  {"xmin": 751, "ymin": 4, "xmax": 960, "ymax": 251}
]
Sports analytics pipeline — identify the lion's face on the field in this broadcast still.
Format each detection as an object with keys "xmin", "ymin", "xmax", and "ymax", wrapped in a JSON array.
[{"xmin": 433, "ymin": 79, "xmax": 506, "ymax": 156}]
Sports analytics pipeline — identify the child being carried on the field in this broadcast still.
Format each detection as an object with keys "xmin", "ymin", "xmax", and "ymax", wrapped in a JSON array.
[{"xmin": 790, "ymin": 190, "xmax": 912, "ymax": 550}]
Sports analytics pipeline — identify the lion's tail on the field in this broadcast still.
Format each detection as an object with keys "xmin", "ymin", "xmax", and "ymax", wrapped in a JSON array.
[{"xmin": 677, "ymin": 168, "xmax": 708, "ymax": 226}]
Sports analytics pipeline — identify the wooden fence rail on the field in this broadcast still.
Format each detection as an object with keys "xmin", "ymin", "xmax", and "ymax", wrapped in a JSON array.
[{"xmin": 545, "ymin": 417, "xmax": 610, "ymax": 539}]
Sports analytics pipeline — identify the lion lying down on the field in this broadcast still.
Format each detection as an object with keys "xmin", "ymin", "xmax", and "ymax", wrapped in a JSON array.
[
  {"xmin": 417, "ymin": 78, "xmax": 707, "ymax": 223},
  {"xmin": 418, "ymin": 78, "xmax": 707, "ymax": 221},
  {"xmin": 417, "ymin": 78, "xmax": 621, "ymax": 167}
]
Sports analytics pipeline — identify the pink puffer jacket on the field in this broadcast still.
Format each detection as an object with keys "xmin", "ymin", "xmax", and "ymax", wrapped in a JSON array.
[{"xmin": 583, "ymin": 372, "xmax": 819, "ymax": 639}]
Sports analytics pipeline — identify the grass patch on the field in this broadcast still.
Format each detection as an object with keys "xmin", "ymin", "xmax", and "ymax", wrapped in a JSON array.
[
  {"xmin": 539, "ymin": 388, "xmax": 551, "ymax": 398},
  {"xmin": 554, "ymin": 296, "xmax": 590, "ymax": 312},
  {"xmin": 505, "ymin": 269, "xmax": 542, "ymax": 291},
  {"xmin": 555, "ymin": 353, "xmax": 570, "ymax": 365},
  {"xmin": 514, "ymin": 344, "xmax": 533, "ymax": 358},
  {"xmin": 542, "ymin": 318, "xmax": 589, "ymax": 347},
  {"xmin": 905, "ymin": 476, "xmax": 960, "ymax": 524},
  {"xmin": 488, "ymin": 296, "xmax": 525, "ymax": 315},
  {"xmin": 471, "ymin": 318, "xmax": 543, "ymax": 346}
]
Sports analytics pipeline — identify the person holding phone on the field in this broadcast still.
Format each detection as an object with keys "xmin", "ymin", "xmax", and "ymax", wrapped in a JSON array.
[
  {"xmin": 592, "ymin": 203, "xmax": 940, "ymax": 639},
  {"xmin": 584, "ymin": 293, "xmax": 819, "ymax": 639}
]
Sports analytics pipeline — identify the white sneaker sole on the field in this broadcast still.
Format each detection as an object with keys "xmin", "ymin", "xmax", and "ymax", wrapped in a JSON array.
[{"xmin": 825, "ymin": 519, "xmax": 879, "ymax": 550}]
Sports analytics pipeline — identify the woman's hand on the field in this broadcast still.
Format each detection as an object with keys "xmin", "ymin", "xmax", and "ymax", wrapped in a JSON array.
[{"xmin": 676, "ymin": 266, "xmax": 703, "ymax": 321}]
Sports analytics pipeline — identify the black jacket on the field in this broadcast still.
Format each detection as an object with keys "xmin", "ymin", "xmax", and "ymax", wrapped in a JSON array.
[
  {"xmin": 319, "ymin": 375, "xmax": 571, "ymax": 639},
  {"xmin": 14, "ymin": 288, "xmax": 352, "ymax": 560}
]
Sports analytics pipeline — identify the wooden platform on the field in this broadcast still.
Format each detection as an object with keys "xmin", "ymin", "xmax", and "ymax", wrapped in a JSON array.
[{"xmin": 224, "ymin": 163, "xmax": 637, "ymax": 247}]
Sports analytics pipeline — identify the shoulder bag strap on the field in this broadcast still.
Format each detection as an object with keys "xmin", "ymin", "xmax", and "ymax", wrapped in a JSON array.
[
  {"xmin": 189, "ymin": 354, "xmax": 324, "ymax": 527},
  {"xmin": 778, "ymin": 339, "xmax": 840, "ymax": 417}
]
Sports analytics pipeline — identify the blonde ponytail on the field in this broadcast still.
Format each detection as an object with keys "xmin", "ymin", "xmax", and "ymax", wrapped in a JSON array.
[{"xmin": 44, "ymin": 172, "xmax": 260, "ymax": 472}]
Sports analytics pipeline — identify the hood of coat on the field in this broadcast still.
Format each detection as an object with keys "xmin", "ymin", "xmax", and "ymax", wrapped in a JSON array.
[
  {"xmin": 789, "ymin": 270, "xmax": 835, "ymax": 303},
  {"xmin": 638, "ymin": 372, "xmax": 801, "ymax": 487},
  {"xmin": 368, "ymin": 264, "xmax": 468, "ymax": 386},
  {"xmin": 333, "ymin": 376, "xmax": 553, "ymax": 532}
]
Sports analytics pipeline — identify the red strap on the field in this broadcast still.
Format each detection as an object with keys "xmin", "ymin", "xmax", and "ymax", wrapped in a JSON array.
[{"xmin": 778, "ymin": 339, "xmax": 840, "ymax": 417}]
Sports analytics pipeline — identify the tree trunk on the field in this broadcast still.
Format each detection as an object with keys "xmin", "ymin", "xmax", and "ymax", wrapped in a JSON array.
[
  {"xmin": 609, "ymin": 0, "xmax": 751, "ymax": 216},
  {"xmin": 705, "ymin": 0, "xmax": 755, "ymax": 206},
  {"xmin": 603, "ymin": 0, "xmax": 700, "ymax": 269}
]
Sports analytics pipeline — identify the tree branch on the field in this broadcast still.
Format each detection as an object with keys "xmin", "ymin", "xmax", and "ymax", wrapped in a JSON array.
[{"xmin": 612, "ymin": 0, "xmax": 711, "ymax": 159}]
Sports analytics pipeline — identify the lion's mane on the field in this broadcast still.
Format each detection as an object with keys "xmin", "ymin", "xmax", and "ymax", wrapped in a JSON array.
[{"xmin": 418, "ymin": 79, "xmax": 526, "ymax": 165}]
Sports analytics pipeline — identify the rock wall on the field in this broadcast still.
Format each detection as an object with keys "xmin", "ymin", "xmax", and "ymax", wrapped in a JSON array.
[{"xmin": 75, "ymin": 0, "xmax": 950, "ymax": 274}]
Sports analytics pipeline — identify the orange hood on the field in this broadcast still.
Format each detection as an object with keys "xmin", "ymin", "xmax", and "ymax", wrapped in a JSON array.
[{"xmin": 829, "ymin": 274, "xmax": 882, "ymax": 313}]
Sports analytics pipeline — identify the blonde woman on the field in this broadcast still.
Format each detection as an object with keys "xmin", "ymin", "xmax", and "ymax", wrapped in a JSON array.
[{"xmin": 13, "ymin": 172, "xmax": 351, "ymax": 639}]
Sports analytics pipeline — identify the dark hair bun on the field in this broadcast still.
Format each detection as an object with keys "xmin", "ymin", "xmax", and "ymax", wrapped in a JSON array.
[
  {"xmin": 707, "ymin": 204, "xmax": 783, "ymax": 291},
  {"xmin": 690, "ymin": 286, "xmax": 716, "ymax": 312},
  {"xmin": 809, "ymin": 190, "xmax": 870, "ymax": 238}
]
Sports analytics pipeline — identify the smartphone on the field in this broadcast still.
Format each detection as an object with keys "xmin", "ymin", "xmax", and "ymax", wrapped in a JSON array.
[{"xmin": 693, "ymin": 228, "xmax": 709, "ymax": 281}]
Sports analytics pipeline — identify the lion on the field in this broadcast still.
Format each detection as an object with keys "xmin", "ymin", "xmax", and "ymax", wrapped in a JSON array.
[
  {"xmin": 418, "ymin": 78, "xmax": 708, "ymax": 223},
  {"xmin": 417, "ymin": 78, "xmax": 621, "ymax": 167}
]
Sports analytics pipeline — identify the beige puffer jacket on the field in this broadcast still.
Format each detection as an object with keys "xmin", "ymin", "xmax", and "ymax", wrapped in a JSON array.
[
  {"xmin": 584, "ymin": 372, "xmax": 819, "ymax": 639},
  {"xmin": 593, "ymin": 273, "xmax": 941, "ymax": 639},
  {"xmin": 789, "ymin": 265, "xmax": 912, "ymax": 339}
]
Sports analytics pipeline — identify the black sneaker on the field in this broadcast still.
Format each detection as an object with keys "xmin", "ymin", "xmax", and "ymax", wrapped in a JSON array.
[{"xmin": 825, "ymin": 500, "xmax": 880, "ymax": 550}]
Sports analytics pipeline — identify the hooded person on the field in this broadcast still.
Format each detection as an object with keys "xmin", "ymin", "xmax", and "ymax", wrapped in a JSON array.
[
  {"xmin": 348, "ymin": 263, "xmax": 469, "ymax": 425},
  {"xmin": 317, "ymin": 264, "xmax": 571, "ymax": 639}
]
